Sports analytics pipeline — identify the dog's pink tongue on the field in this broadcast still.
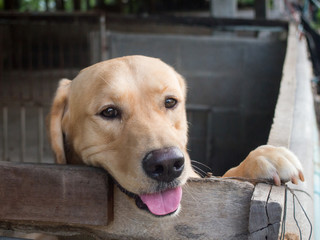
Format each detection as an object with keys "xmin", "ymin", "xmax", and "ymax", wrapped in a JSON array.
[{"xmin": 140, "ymin": 187, "xmax": 182, "ymax": 216}]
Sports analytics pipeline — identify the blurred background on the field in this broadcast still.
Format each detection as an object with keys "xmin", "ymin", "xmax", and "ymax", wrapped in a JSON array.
[
  {"xmin": 0, "ymin": 0, "xmax": 315, "ymax": 176},
  {"xmin": 0, "ymin": 0, "xmax": 274, "ymax": 14},
  {"xmin": 2, "ymin": 1, "xmax": 320, "ymax": 239}
]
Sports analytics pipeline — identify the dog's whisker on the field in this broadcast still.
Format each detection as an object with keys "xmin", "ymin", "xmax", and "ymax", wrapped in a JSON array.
[
  {"xmin": 192, "ymin": 169, "xmax": 202, "ymax": 176},
  {"xmin": 192, "ymin": 168, "xmax": 204, "ymax": 178},
  {"xmin": 191, "ymin": 160, "xmax": 212, "ymax": 171},
  {"xmin": 191, "ymin": 165, "xmax": 207, "ymax": 177}
]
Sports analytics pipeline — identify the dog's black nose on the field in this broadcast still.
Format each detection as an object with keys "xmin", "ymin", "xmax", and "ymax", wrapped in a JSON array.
[{"xmin": 142, "ymin": 147, "xmax": 185, "ymax": 182}]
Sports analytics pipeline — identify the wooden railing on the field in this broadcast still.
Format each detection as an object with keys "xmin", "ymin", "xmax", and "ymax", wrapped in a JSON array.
[{"xmin": 0, "ymin": 20, "xmax": 315, "ymax": 240}]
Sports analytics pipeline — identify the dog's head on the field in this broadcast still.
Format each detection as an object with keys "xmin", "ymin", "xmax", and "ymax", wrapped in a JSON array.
[{"xmin": 48, "ymin": 55, "xmax": 195, "ymax": 217}]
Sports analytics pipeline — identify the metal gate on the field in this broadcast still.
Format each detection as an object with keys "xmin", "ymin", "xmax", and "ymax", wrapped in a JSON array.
[{"xmin": 0, "ymin": 13, "xmax": 105, "ymax": 163}]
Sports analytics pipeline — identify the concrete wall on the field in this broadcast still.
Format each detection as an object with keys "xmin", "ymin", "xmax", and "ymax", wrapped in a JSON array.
[{"xmin": 108, "ymin": 32, "xmax": 287, "ymax": 175}]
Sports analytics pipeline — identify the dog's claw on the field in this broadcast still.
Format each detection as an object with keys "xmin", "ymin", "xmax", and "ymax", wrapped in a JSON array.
[
  {"xmin": 227, "ymin": 145, "xmax": 305, "ymax": 185},
  {"xmin": 273, "ymin": 174, "xmax": 281, "ymax": 186},
  {"xmin": 299, "ymin": 170, "xmax": 305, "ymax": 182},
  {"xmin": 291, "ymin": 176, "xmax": 299, "ymax": 185}
]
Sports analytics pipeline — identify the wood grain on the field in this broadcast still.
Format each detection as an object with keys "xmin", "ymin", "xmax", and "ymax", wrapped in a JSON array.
[
  {"xmin": 0, "ymin": 161, "xmax": 110, "ymax": 227},
  {"xmin": 0, "ymin": 162, "xmax": 256, "ymax": 239},
  {"xmin": 248, "ymin": 183, "xmax": 285, "ymax": 240}
]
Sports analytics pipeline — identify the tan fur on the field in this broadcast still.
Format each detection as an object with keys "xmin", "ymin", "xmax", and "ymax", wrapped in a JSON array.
[
  {"xmin": 49, "ymin": 79, "xmax": 72, "ymax": 164},
  {"xmin": 48, "ymin": 55, "xmax": 304, "ymax": 197},
  {"xmin": 224, "ymin": 145, "xmax": 304, "ymax": 185}
]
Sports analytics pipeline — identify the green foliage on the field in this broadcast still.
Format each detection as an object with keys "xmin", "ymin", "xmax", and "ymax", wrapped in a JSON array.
[
  {"xmin": 20, "ymin": 0, "xmax": 43, "ymax": 11},
  {"xmin": 2, "ymin": 0, "xmax": 249, "ymax": 13},
  {"xmin": 238, "ymin": 0, "xmax": 254, "ymax": 7},
  {"xmin": 317, "ymin": 9, "xmax": 320, "ymax": 22},
  {"xmin": 105, "ymin": 0, "xmax": 116, "ymax": 4},
  {"xmin": 64, "ymin": 0, "xmax": 73, "ymax": 11},
  {"xmin": 4, "ymin": 0, "xmax": 97, "ymax": 12}
]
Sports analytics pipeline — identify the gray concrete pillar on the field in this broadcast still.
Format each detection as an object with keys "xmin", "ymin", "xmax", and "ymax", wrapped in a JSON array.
[{"xmin": 210, "ymin": 0, "xmax": 237, "ymax": 18}]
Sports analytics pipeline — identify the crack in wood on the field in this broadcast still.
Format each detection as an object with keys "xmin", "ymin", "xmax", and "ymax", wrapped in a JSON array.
[{"xmin": 249, "ymin": 183, "xmax": 285, "ymax": 239}]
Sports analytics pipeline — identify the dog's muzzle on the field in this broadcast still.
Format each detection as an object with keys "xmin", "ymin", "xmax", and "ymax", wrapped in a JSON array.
[
  {"xmin": 117, "ymin": 147, "xmax": 185, "ymax": 217},
  {"xmin": 142, "ymin": 147, "xmax": 185, "ymax": 182}
]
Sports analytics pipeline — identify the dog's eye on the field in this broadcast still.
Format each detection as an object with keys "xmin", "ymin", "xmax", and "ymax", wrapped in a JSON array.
[
  {"xmin": 165, "ymin": 98, "xmax": 178, "ymax": 109},
  {"xmin": 100, "ymin": 107, "xmax": 120, "ymax": 119}
]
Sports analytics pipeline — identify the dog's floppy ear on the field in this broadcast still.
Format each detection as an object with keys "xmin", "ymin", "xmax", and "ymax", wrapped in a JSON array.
[{"xmin": 48, "ymin": 78, "xmax": 72, "ymax": 164}]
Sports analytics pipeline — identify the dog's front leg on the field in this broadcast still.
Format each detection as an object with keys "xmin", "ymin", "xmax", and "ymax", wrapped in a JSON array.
[{"xmin": 223, "ymin": 145, "xmax": 305, "ymax": 185}]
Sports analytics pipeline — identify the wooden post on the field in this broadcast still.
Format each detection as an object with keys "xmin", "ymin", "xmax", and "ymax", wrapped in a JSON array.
[{"xmin": 248, "ymin": 183, "xmax": 285, "ymax": 239}]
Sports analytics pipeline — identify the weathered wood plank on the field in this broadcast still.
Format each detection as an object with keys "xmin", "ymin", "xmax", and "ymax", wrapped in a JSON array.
[
  {"xmin": 267, "ymin": 185, "xmax": 285, "ymax": 226},
  {"xmin": 95, "ymin": 178, "xmax": 254, "ymax": 240},
  {"xmin": 0, "ymin": 161, "xmax": 111, "ymax": 227},
  {"xmin": 248, "ymin": 183, "xmax": 286, "ymax": 240},
  {"xmin": 268, "ymin": 23, "xmax": 315, "ymax": 239},
  {"xmin": 268, "ymin": 23, "xmax": 297, "ymax": 147},
  {"xmin": 0, "ymin": 161, "xmax": 255, "ymax": 239},
  {"xmin": 248, "ymin": 183, "xmax": 271, "ymax": 233}
]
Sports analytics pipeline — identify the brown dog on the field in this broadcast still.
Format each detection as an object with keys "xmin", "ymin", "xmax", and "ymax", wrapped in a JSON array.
[{"xmin": 48, "ymin": 55, "xmax": 304, "ymax": 217}]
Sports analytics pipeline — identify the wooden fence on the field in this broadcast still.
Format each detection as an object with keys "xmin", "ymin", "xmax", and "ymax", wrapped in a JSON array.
[{"xmin": 0, "ymin": 17, "xmax": 315, "ymax": 239}]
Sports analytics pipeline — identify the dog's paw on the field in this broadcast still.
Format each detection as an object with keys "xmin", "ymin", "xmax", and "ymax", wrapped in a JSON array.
[{"xmin": 224, "ymin": 145, "xmax": 304, "ymax": 185}]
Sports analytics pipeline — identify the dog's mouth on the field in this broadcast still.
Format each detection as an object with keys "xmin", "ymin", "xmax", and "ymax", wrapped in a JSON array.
[{"xmin": 116, "ymin": 182, "xmax": 182, "ymax": 217}]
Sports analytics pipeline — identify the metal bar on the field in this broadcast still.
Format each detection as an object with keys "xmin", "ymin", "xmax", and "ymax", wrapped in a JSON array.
[
  {"xmin": 17, "ymin": 25, "xmax": 23, "ymax": 101},
  {"xmin": 38, "ymin": 106, "xmax": 44, "ymax": 163},
  {"xmin": 205, "ymin": 110, "xmax": 213, "ymax": 164},
  {"xmin": 187, "ymin": 104, "xmax": 240, "ymax": 113},
  {"xmin": 106, "ymin": 31, "xmax": 112, "ymax": 60},
  {"xmin": 0, "ymin": 26, "xmax": 3, "ymax": 100},
  {"xmin": 220, "ymin": 26, "xmax": 284, "ymax": 32},
  {"xmin": 28, "ymin": 25, "xmax": 33, "ymax": 102},
  {"xmin": 0, "ymin": 12, "xmax": 102, "ymax": 22},
  {"xmin": 32, "ymin": 25, "xmax": 39, "ymax": 103},
  {"xmin": 59, "ymin": 24, "xmax": 64, "ymax": 69},
  {"xmin": 100, "ymin": 15, "xmax": 107, "ymax": 61},
  {"xmin": 2, "ymin": 106, "xmax": 8, "ymax": 161},
  {"xmin": 20, "ymin": 106, "xmax": 26, "ymax": 162},
  {"xmin": 187, "ymin": 104, "xmax": 211, "ymax": 111},
  {"xmin": 0, "ymin": 13, "xmax": 288, "ymax": 31},
  {"xmin": 70, "ymin": 23, "xmax": 76, "ymax": 71},
  {"xmin": 105, "ymin": 14, "xmax": 288, "ymax": 30},
  {"xmin": 80, "ymin": 22, "xmax": 88, "ymax": 67},
  {"xmin": 37, "ymin": 24, "xmax": 44, "ymax": 104},
  {"xmin": 254, "ymin": 0, "xmax": 267, "ymax": 19},
  {"xmin": 8, "ymin": 24, "xmax": 14, "ymax": 99},
  {"xmin": 48, "ymin": 23, "xmax": 53, "ymax": 70}
]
